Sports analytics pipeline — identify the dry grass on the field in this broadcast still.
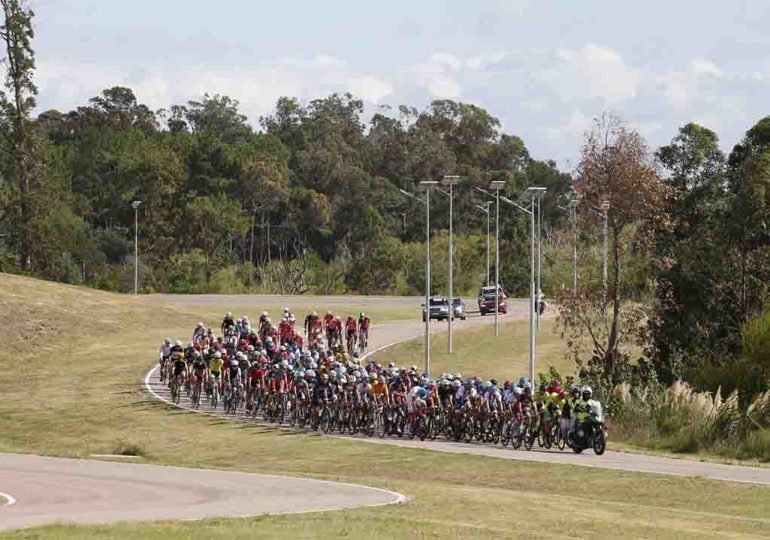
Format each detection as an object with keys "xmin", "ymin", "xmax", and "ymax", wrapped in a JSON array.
[
  {"xmin": 2, "ymin": 273, "xmax": 770, "ymax": 539},
  {"xmin": 370, "ymin": 317, "xmax": 574, "ymax": 381}
]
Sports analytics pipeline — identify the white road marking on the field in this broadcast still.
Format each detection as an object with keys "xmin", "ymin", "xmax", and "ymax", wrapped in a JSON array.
[{"xmin": 0, "ymin": 492, "xmax": 17, "ymax": 506}]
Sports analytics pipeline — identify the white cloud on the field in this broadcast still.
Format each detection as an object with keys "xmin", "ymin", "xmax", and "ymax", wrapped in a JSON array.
[
  {"xmin": 692, "ymin": 58, "xmax": 722, "ymax": 77},
  {"xmin": 410, "ymin": 53, "xmax": 464, "ymax": 99},
  {"xmin": 537, "ymin": 44, "xmax": 641, "ymax": 104},
  {"xmin": 346, "ymin": 75, "xmax": 393, "ymax": 103},
  {"xmin": 35, "ymin": 55, "xmax": 394, "ymax": 123}
]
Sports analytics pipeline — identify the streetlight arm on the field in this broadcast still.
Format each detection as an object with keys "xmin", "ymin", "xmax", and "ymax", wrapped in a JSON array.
[
  {"xmin": 398, "ymin": 188, "xmax": 427, "ymax": 206},
  {"xmin": 500, "ymin": 196, "xmax": 532, "ymax": 215}
]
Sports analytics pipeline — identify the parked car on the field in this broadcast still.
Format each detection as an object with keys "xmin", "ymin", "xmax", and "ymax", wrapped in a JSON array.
[
  {"xmin": 452, "ymin": 297, "xmax": 467, "ymax": 320},
  {"xmin": 478, "ymin": 285, "xmax": 507, "ymax": 315},
  {"xmin": 422, "ymin": 297, "xmax": 450, "ymax": 321}
]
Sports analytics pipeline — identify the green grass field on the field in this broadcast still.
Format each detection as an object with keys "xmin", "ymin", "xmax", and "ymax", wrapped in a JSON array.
[
  {"xmin": 1, "ymin": 273, "xmax": 770, "ymax": 539},
  {"xmin": 371, "ymin": 317, "xmax": 573, "ymax": 382}
]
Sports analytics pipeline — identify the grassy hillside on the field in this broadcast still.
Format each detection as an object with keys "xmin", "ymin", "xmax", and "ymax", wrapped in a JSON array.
[
  {"xmin": 1, "ymin": 274, "xmax": 769, "ymax": 539},
  {"xmin": 371, "ymin": 318, "xmax": 573, "ymax": 381}
]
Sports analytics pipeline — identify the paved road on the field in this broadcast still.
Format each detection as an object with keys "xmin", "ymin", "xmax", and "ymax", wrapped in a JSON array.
[
  {"xmin": 0, "ymin": 453, "xmax": 405, "ymax": 532},
  {"xmin": 145, "ymin": 309, "xmax": 770, "ymax": 487}
]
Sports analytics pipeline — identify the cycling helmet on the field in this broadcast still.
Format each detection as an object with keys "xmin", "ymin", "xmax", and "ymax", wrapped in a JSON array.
[
  {"xmin": 378, "ymin": 375, "xmax": 386, "ymax": 384},
  {"xmin": 247, "ymin": 345, "xmax": 255, "ymax": 352},
  {"xmin": 513, "ymin": 387, "xmax": 523, "ymax": 396},
  {"xmin": 174, "ymin": 340, "xmax": 182, "ymax": 347},
  {"xmin": 453, "ymin": 380, "xmax": 461, "ymax": 388},
  {"xmin": 214, "ymin": 351, "xmax": 222, "ymax": 359},
  {"xmin": 454, "ymin": 372, "xmax": 462, "ymax": 380},
  {"xmin": 490, "ymin": 379, "xmax": 498, "ymax": 387},
  {"xmin": 582, "ymin": 386, "xmax": 593, "ymax": 399},
  {"xmin": 193, "ymin": 351, "xmax": 201, "ymax": 358},
  {"xmin": 416, "ymin": 387, "xmax": 428, "ymax": 398},
  {"xmin": 519, "ymin": 376, "xmax": 529, "ymax": 387},
  {"xmin": 369, "ymin": 373, "xmax": 377, "ymax": 381},
  {"xmin": 570, "ymin": 385, "xmax": 580, "ymax": 395},
  {"xmin": 306, "ymin": 370, "xmax": 316, "ymax": 378},
  {"xmin": 197, "ymin": 322, "xmax": 204, "ymax": 328},
  {"xmin": 164, "ymin": 338, "xmax": 171, "ymax": 345},
  {"xmin": 281, "ymin": 360, "xmax": 289, "ymax": 368},
  {"xmin": 539, "ymin": 384, "xmax": 547, "ymax": 393},
  {"xmin": 359, "ymin": 312, "xmax": 365, "ymax": 318},
  {"xmin": 388, "ymin": 362, "xmax": 396, "ymax": 368}
]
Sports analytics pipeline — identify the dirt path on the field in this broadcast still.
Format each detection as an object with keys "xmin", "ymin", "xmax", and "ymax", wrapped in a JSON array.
[{"xmin": 0, "ymin": 453, "xmax": 405, "ymax": 532}]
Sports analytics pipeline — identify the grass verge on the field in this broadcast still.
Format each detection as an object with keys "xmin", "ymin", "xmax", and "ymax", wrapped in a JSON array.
[{"xmin": 370, "ymin": 317, "xmax": 573, "ymax": 381}]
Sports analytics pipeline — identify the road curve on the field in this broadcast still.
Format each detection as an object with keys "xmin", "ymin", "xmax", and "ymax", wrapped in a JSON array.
[
  {"xmin": 145, "ymin": 312, "xmax": 770, "ymax": 487},
  {"xmin": 0, "ymin": 453, "xmax": 405, "ymax": 532}
]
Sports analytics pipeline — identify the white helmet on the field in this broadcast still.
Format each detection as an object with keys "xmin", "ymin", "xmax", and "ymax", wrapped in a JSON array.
[
  {"xmin": 214, "ymin": 352, "xmax": 222, "ymax": 359},
  {"xmin": 197, "ymin": 321, "xmax": 204, "ymax": 328},
  {"xmin": 175, "ymin": 340, "xmax": 182, "ymax": 347}
]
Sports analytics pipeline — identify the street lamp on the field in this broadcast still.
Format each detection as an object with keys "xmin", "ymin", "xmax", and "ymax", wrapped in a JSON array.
[
  {"xmin": 131, "ymin": 200, "xmax": 142, "ymax": 295},
  {"xmin": 474, "ymin": 202, "xmax": 492, "ymax": 286},
  {"xmin": 399, "ymin": 184, "xmax": 438, "ymax": 375},
  {"xmin": 489, "ymin": 181, "xmax": 506, "ymax": 337},
  {"xmin": 524, "ymin": 187, "xmax": 546, "ymax": 385},
  {"xmin": 418, "ymin": 181, "xmax": 438, "ymax": 375},
  {"xmin": 442, "ymin": 175, "xmax": 462, "ymax": 355}
]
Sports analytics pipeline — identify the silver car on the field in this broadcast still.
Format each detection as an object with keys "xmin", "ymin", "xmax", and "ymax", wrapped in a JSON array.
[{"xmin": 451, "ymin": 297, "xmax": 466, "ymax": 320}]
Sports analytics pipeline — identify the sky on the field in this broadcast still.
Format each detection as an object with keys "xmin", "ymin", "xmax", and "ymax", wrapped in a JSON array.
[{"xmin": 30, "ymin": 0, "xmax": 770, "ymax": 168}]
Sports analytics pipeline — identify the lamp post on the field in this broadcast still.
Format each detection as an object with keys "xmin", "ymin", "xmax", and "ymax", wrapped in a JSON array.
[
  {"xmin": 131, "ymin": 200, "xmax": 142, "ymax": 295},
  {"xmin": 418, "ymin": 181, "xmax": 438, "ymax": 374},
  {"xmin": 442, "ymin": 175, "xmax": 462, "ymax": 355},
  {"xmin": 568, "ymin": 196, "xmax": 579, "ymax": 293},
  {"xmin": 399, "ymin": 183, "xmax": 438, "ymax": 375},
  {"xmin": 524, "ymin": 187, "xmax": 546, "ymax": 385},
  {"xmin": 489, "ymin": 181, "xmax": 506, "ymax": 337},
  {"xmin": 474, "ymin": 202, "xmax": 492, "ymax": 286}
]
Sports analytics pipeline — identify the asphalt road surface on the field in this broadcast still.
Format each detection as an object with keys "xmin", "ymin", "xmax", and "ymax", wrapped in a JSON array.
[
  {"xmin": 145, "ymin": 307, "xmax": 770, "ymax": 487},
  {"xmin": 0, "ymin": 453, "xmax": 405, "ymax": 532}
]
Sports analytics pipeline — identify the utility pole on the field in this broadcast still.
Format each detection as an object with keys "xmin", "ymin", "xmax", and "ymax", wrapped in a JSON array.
[
  {"xmin": 418, "ymin": 181, "xmax": 438, "ymax": 375},
  {"xmin": 536, "ymin": 195, "xmax": 542, "ymax": 330},
  {"xmin": 131, "ymin": 200, "xmax": 142, "ymax": 295},
  {"xmin": 489, "ymin": 181, "xmax": 506, "ymax": 337},
  {"xmin": 442, "ymin": 175, "xmax": 462, "ymax": 354},
  {"xmin": 525, "ymin": 187, "xmax": 546, "ymax": 386}
]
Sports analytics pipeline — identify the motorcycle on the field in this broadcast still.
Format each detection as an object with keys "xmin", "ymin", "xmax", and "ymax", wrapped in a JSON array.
[{"xmin": 568, "ymin": 403, "xmax": 607, "ymax": 455}]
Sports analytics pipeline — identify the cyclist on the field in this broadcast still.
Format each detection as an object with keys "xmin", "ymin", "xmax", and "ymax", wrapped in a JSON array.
[
  {"xmin": 170, "ymin": 352, "xmax": 187, "ymax": 390},
  {"xmin": 209, "ymin": 351, "xmax": 224, "ymax": 394},
  {"xmin": 221, "ymin": 312, "xmax": 235, "ymax": 333},
  {"xmin": 345, "ymin": 316, "xmax": 358, "ymax": 352},
  {"xmin": 158, "ymin": 338, "xmax": 172, "ymax": 380},
  {"xmin": 358, "ymin": 312, "xmax": 370, "ymax": 347},
  {"xmin": 190, "ymin": 351, "xmax": 207, "ymax": 400}
]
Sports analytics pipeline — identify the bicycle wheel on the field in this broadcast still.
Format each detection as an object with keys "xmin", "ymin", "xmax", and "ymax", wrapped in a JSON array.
[
  {"xmin": 501, "ymin": 420, "xmax": 511, "ymax": 446},
  {"xmin": 524, "ymin": 426, "xmax": 535, "ymax": 451},
  {"xmin": 277, "ymin": 395, "xmax": 286, "ymax": 425},
  {"xmin": 375, "ymin": 409, "xmax": 385, "ymax": 438},
  {"xmin": 555, "ymin": 425, "xmax": 566, "ymax": 451},
  {"xmin": 321, "ymin": 407, "xmax": 332, "ymax": 433}
]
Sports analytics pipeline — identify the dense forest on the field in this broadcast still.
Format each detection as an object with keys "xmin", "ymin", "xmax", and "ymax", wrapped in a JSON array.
[{"xmin": 5, "ymin": 88, "xmax": 571, "ymax": 296}]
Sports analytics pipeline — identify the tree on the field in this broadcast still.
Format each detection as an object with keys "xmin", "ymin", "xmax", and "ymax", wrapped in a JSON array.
[
  {"xmin": 651, "ymin": 123, "xmax": 729, "ymax": 381},
  {"xmin": 558, "ymin": 114, "xmax": 670, "ymax": 385},
  {"xmin": 0, "ymin": 0, "xmax": 36, "ymax": 268},
  {"xmin": 186, "ymin": 194, "xmax": 248, "ymax": 285}
]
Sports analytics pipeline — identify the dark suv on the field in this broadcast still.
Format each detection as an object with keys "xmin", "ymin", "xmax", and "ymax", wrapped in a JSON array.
[{"xmin": 478, "ymin": 285, "xmax": 507, "ymax": 315}]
